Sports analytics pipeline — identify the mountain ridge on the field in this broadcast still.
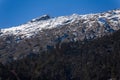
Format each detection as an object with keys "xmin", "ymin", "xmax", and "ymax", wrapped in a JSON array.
[
  {"xmin": 1, "ymin": 9, "xmax": 120, "ymax": 38},
  {"xmin": 0, "ymin": 9, "xmax": 120, "ymax": 63}
]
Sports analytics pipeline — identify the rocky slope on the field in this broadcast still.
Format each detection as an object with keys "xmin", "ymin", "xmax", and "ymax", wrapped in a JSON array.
[
  {"xmin": 1, "ymin": 26, "xmax": 120, "ymax": 80},
  {"xmin": 0, "ymin": 9, "xmax": 120, "ymax": 63}
]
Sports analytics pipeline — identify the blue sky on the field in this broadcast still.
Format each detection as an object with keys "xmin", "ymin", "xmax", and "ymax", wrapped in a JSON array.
[{"xmin": 0, "ymin": 0, "xmax": 120, "ymax": 28}]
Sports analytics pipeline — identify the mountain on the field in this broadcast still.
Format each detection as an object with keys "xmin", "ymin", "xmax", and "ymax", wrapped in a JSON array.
[
  {"xmin": 1, "ymin": 21, "xmax": 120, "ymax": 80},
  {"xmin": 0, "ymin": 9, "xmax": 120, "ymax": 63}
]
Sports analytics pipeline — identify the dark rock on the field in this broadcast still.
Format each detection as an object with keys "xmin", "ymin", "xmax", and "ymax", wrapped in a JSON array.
[{"xmin": 30, "ymin": 15, "xmax": 51, "ymax": 22}]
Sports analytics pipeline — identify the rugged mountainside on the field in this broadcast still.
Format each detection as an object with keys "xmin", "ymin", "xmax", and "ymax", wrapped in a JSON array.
[
  {"xmin": 1, "ymin": 24, "xmax": 120, "ymax": 80},
  {"xmin": 0, "ymin": 9, "xmax": 120, "ymax": 63}
]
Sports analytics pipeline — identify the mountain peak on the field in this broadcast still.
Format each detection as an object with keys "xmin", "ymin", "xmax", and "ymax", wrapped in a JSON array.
[{"xmin": 30, "ymin": 14, "xmax": 51, "ymax": 22}]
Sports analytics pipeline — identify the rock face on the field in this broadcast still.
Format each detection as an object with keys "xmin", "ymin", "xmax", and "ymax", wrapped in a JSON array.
[{"xmin": 0, "ymin": 9, "xmax": 120, "ymax": 63}]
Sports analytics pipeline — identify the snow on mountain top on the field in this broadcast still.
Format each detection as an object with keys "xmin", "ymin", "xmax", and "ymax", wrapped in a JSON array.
[
  {"xmin": 1, "ymin": 9, "xmax": 120, "ymax": 39},
  {"xmin": 0, "ymin": 14, "xmax": 80, "ymax": 37}
]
